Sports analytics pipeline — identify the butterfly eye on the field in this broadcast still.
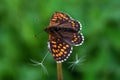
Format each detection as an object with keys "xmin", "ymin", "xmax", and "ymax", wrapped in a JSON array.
[{"xmin": 56, "ymin": 27, "xmax": 59, "ymax": 30}]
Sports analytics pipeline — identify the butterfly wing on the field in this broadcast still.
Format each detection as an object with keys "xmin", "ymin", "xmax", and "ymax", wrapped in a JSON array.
[
  {"xmin": 49, "ymin": 12, "xmax": 70, "ymax": 26},
  {"xmin": 49, "ymin": 12, "xmax": 81, "ymax": 32},
  {"xmin": 58, "ymin": 31, "xmax": 84, "ymax": 46},
  {"xmin": 48, "ymin": 34, "xmax": 73, "ymax": 63}
]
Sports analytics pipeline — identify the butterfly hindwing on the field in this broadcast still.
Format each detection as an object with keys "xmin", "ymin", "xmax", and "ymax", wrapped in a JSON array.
[
  {"xmin": 48, "ymin": 34, "xmax": 73, "ymax": 63},
  {"xmin": 58, "ymin": 31, "xmax": 84, "ymax": 46},
  {"xmin": 68, "ymin": 20, "xmax": 81, "ymax": 31}
]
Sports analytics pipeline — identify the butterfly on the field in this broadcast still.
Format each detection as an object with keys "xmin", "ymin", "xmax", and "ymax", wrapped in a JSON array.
[{"xmin": 44, "ymin": 11, "xmax": 84, "ymax": 63}]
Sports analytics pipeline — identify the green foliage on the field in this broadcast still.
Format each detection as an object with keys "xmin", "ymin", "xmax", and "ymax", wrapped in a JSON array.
[{"xmin": 0, "ymin": 0, "xmax": 120, "ymax": 80}]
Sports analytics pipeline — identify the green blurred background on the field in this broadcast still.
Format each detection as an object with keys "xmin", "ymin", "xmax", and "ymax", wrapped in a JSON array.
[{"xmin": 0, "ymin": 0, "xmax": 120, "ymax": 80}]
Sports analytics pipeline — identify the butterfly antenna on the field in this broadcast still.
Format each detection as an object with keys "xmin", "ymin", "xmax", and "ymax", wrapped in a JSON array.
[{"xmin": 34, "ymin": 30, "xmax": 43, "ymax": 38}]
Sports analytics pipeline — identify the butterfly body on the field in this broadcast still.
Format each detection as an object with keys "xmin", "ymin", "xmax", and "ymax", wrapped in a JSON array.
[
  {"xmin": 45, "ymin": 12, "xmax": 84, "ymax": 63},
  {"xmin": 45, "ymin": 26, "xmax": 77, "ymax": 34}
]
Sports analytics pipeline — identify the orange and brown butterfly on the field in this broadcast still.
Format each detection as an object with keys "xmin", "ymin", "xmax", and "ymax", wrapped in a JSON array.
[{"xmin": 44, "ymin": 11, "xmax": 84, "ymax": 63}]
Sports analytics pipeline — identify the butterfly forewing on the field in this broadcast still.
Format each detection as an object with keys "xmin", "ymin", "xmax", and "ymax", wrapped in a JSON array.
[
  {"xmin": 48, "ymin": 34, "xmax": 72, "ymax": 63},
  {"xmin": 49, "ymin": 12, "xmax": 81, "ymax": 32},
  {"xmin": 49, "ymin": 12, "xmax": 70, "ymax": 26}
]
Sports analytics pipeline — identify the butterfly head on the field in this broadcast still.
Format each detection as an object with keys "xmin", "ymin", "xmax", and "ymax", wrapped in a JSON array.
[
  {"xmin": 44, "ymin": 27, "xmax": 48, "ymax": 33},
  {"xmin": 44, "ymin": 27, "xmax": 52, "ymax": 33},
  {"xmin": 44, "ymin": 26, "xmax": 59, "ymax": 33}
]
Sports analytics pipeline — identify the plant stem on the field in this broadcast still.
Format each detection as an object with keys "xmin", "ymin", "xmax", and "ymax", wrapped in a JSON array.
[{"xmin": 57, "ymin": 63, "xmax": 63, "ymax": 80}]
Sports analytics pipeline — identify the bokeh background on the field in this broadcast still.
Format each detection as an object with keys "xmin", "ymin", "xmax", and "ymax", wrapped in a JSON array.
[{"xmin": 0, "ymin": 0, "xmax": 120, "ymax": 80}]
